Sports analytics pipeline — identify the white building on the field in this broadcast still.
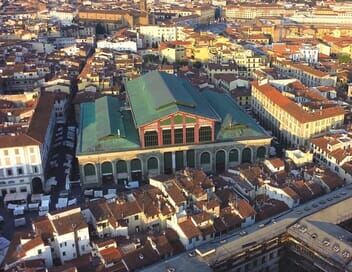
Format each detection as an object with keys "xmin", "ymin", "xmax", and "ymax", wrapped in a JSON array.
[
  {"xmin": 0, "ymin": 93, "xmax": 56, "ymax": 196},
  {"xmin": 311, "ymin": 133, "xmax": 352, "ymax": 184},
  {"xmin": 299, "ymin": 44, "xmax": 319, "ymax": 64},
  {"xmin": 3, "ymin": 234, "xmax": 53, "ymax": 270},
  {"xmin": 97, "ymin": 40, "xmax": 137, "ymax": 52},
  {"xmin": 49, "ymin": 10, "xmax": 75, "ymax": 26},
  {"xmin": 285, "ymin": 149, "xmax": 313, "ymax": 167},
  {"xmin": 33, "ymin": 207, "xmax": 91, "ymax": 265},
  {"xmin": 138, "ymin": 25, "xmax": 184, "ymax": 47},
  {"xmin": 260, "ymin": 184, "xmax": 300, "ymax": 208},
  {"xmin": 264, "ymin": 158, "xmax": 285, "ymax": 174}
]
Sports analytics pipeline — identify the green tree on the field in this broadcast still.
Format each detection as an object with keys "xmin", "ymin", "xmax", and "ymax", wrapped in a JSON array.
[{"xmin": 338, "ymin": 53, "xmax": 351, "ymax": 64}]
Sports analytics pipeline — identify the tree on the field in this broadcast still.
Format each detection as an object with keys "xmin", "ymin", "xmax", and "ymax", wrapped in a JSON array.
[{"xmin": 338, "ymin": 53, "xmax": 351, "ymax": 64}]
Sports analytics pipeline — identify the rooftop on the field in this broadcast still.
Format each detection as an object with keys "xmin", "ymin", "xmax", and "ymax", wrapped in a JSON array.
[
  {"xmin": 125, "ymin": 71, "xmax": 220, "ymax": 127},
  {"xmin": 77, "ymin": 96, "xmax": 140, "ymax": 154},
  {"xmin": 78, "ymin": 73, "xmax": 269, "ymax": 155}
]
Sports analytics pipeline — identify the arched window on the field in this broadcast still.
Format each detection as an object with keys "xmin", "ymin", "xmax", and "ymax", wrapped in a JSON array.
[
  {"xmin": 229, "ymin": 149, "xmax": 239, "ymax": 162},
  {"xmin": 256, "ymin": 146, "xmax": 266, "ymax": 160},
  {"xmin": 147, "ymin": 157, "xmax": 158, "ymax": 170},
  {"xmin": 32, "ymin": 177, "xmax": 43, "ymax": 194},
  {"xmin": 131, "ymin": 159, "xmax": 142, "ymax": 171},
  {"xmin": 101, "ymin": 161, "xmax": 113, "ymax": 175},
  {"xmin": 199, "ymin": 126, "xmax": 212, "ymax": 142},
  {"xmin": 144, "ymin": 131, "xmax": 158, "ymax": 147},
  {"xmin": 84, "ymin": 164, "xmax": 96, "ymax": 176},
  {"xmin": 216, "ymin": 150, "xmax": 226, "ymax": 172},
  {"xmin": 116, "ymin": 160, "xmax": 127, "ymax": 173},
  {"xmin": 186, "ymin": 150, "xmax": 195, "ymax": 168},
  {"xmin": 242, "ymin": 148, "xmax": 252, "ymax": 163},
  {"xmin": 200, "ymin": 152, "xmax": 211, "ymax": 164}
]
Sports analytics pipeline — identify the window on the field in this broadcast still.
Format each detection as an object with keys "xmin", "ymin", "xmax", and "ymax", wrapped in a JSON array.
[
  {"xmin": 20, "ymin": 187, "xmax": 27, "ymax": 193},
  {"xmin": 3, "ymin": 150, "xmax": 8, "ymax": 156},
  {"xmin": 135, "ymin": 215, "xmax": 139, "ymax": 220},
  {"xmin": 84, "ymin": 164, "xmax": 95, "ymax": 177},
  {"xmin": 17, "ymin": 167, "xmax": 23, "ymax": 175},
  {"xmin": 6, "ymin": 169, "xmax": 13, "ymax": 176},
  {"xmin": 30, "ymin": 155, "xmax": 36, "ymax": 163},
  {"xmin": 63, "ymin": 251, "xmax": 66, "ymax": 256},
  {"xmin": 16, "ymin": 157, "xmax": 21, "ymax": 164},
  {"xmin": 38, "ymin": 249, "xmax": 42, "ymax": 255},
  {"xmin": 200, "ymin": 152, "xmax": 211, "ymax": 164},
  {"xmin": 144, "ymin": 131, "xmax": 158, "ymax": 147},
  {"xmin": 186, "ymin": 127, "xmax": 194, "ymax": 143},
  {"xmin": 14, "ymin": 149, "xmax": 19, "ymax": 155},
  {"xmin": 32, "ymin": 166, "xmax": 38, "ymax": 173},
  {"xmin": 199, "ymin": 126, "xmax": 212, "ymax": 142},
  {"xmin": 174, "ymin": 128, "xmax": 183, "ymax": 144},
  {"xmin": 162, "ymin": 129, "xmax": 171, "ymax": 145},
  {"xmin": 229, "ymin": 149, "xmax": 239, "ymax": 162},
  {"xmin": 188, "ymin": 238, "xmax": 192, "ymax": 244}
]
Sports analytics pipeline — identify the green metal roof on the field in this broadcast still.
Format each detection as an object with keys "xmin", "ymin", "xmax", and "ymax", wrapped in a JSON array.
[
  {"xmin": 126, "ymin": 71, "xmax": 220, "ymax": 127},
  {"xmin": 77, "ymin": 96, "xmax": 140, "ymax": 154},
  {"xmin": 201, "ymin": 89, "xmax": 268, "ymax": 140},
  {"xmin": 77, "ymin": 75, "xmax": 269, "ymax": 155},
  {"xmin": 96, "ymin": 96, "xmax": 126, "ymax": 140}
]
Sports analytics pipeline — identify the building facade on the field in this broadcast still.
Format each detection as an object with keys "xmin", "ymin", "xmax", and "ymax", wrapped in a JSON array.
[
  {"xmin": 77, "ymin": 72, "xmax": 271, "ymax": 187},
  {"xmin": 251, "ymin": 81, "xmax": 344, "ymax": 147},
  {"xmin": 0, "ymin": 93, "xmax": 56, "ymax": 196}
]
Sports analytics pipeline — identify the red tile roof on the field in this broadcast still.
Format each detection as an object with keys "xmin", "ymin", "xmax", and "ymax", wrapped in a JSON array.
[
  {"xmin": 252, "ymin": 81, "xmax": 345, "ymax": 123},
  {"xmin": 179, "ymin": 218, "xmax": 201, "ymax": 239}
]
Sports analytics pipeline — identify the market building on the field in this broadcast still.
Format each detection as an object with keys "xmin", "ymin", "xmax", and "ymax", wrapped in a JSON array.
[{"xmin": 77, "ymin": 71, "xmax": 271, "ymax": 187}]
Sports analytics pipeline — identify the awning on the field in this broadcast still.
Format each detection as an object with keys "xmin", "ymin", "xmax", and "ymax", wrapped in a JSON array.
[{"xmin": 4, "ymin": 192, "xmax": 28, "ymax": 204}]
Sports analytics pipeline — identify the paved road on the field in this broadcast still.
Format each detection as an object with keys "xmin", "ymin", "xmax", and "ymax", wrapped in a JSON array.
[{"xmin": 142, "ymin": 184, "xmax": 352, "ymax": 272}]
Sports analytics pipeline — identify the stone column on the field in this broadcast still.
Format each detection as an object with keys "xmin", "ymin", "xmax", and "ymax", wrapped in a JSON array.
[
  {"xmin": 127, "ymin": 161, "xmax": 131, "ymax": 181},
  {"xmin": 183, "ymin": 150, "xmax": 187, "ymax": 168},
  {"xmin": 96, "ymin": 163, "xmax": 102, "ymax": 185},
  {"xmin": 172, "ymin": 152, "xmax": 176, "ymax": 173},
  {"xmin": 112, "ymin": 160, "xmax": 117, "ymax": 184}
]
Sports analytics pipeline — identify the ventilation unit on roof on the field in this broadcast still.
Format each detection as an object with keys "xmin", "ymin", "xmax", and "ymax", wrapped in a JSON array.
[
  {"xmin": 322, "ymin": 239, "xmax": 330, "ymax": 247},
  {"xmin": 333, "ymin": 244, "xmax": 340, "ymax": 253},
  {"xmin": 342, "ymin": 250, "xmax": 350, "ymax": 259}
]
